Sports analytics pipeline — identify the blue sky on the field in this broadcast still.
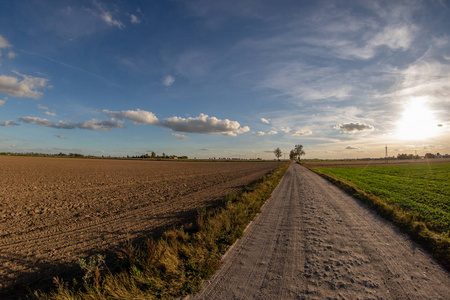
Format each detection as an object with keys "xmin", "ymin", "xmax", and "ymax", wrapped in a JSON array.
[{"xmin": 1, "ymin": 0, "xmax": 449, "ymax": 159}]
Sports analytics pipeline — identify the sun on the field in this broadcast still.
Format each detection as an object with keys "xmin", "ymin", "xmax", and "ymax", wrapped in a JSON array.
[{"xmin": 396, "ymin": 97, "xmax": 440, "ymax": 140}]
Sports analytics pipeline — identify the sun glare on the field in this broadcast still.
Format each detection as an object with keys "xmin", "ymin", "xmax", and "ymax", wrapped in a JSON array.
[{"xmin": 396, "ymin": 97, "xmax": 440, "ymax": 140}]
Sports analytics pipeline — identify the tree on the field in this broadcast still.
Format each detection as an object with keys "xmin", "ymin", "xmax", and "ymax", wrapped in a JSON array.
[
  {"xmin": 274, "ymin": 148, "xmax": 282, "ymax": 161},
  {"xmin": 289, "ymin": 149, "xmax": 296, "ymax": 160},
  {"xmin": 294, "ymin": 144, "xmax": 305, "ymax": 161}
]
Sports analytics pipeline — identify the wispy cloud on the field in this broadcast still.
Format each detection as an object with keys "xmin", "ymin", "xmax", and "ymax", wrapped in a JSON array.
[
  {"xmin": 261, "ymin": 117, "xmax": 270, "ymax": 124},
  {"xmin": 94, "ymin": 1, "xmax": 124, "ymax": 29},
  {"xmin": 130, "ymin": 14, "xmax": 140, "ymax": 24},
  {"xmin": 171, "ymin": 133, "xmax": 189, "ymax": 139},
  {"xmin": 256, "ymin": 130, "xmax": 277, "ymax": 136},
  {"xmin": 45, "ymin": 111, "xmax": 56, "ymax": 116},
  {"xmin": 162, "ymin": 75, "xmax": 175, "ymax": 87},
  {"xmin": 292, "ymin": 130, "xmax": 312, "ymax": 136},
  {"xmin": 19, "ymin": 116, "xmax": 124, "ymax": 131}
]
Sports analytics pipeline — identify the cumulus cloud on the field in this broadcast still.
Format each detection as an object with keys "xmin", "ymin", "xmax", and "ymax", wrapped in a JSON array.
[
  {"xmin": 103, "ymin": 109, "xmax": 160, "ymax": 125},
  {"xmin": 280, "ymin": 127, "xmax": 291, "ymax": 133},
  {"xmin": 19, "ymin": 116, "xmax": 124, "ymax": 131},
  {"xmin": 45, "ymin": 111, "xmax": 57, "ymax": 116},
  {"xmin": 162, "ymin": 75, "xmax": 175, "ymax": 87},
  {"xmin": 0, "ymin": 72, "xmax": 49, "ymax": 99},
  {"xmin": 171, "ymin": 133, "xmax": 189, "ymax": 139},
  {"xmin": 292, "ymin": 130, "xmax": 312, "ymax": 136},
  {"xmin": 20, "ymin": 108, "xmax": 249, "ymax": 136},
  {"xmin": 0, "ymin": 120, "xmax": 19, "ymax": 127},
  {"xmin": 335, "ymin": 122, "xmax": 374, "ymax": 133},
  {"xmin": 261, "ymin": 117, "xmax": 270, "ymax": 124},
  {"xmin": 163, "ymin": 113, "xmax": 249, "ymax": 136}
]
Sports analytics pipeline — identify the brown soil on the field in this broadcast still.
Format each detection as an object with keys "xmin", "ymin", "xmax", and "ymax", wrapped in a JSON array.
[
  {"xmin": 0, "ymin": 156, "xmax": 280, "ymax": 298},
  {"xmin": 301, "ymin": 157, "xmax": 450, "ymax": 168}
]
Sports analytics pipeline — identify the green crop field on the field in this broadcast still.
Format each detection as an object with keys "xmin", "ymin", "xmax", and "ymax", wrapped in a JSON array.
[{"xmin": 316, "ymin": 163, "xmax": 450, "ymax": 235}]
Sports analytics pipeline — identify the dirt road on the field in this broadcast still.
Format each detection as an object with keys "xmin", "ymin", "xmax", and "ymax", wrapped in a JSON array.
[{"xmin": 192, "ymin": 163, "xmax": 450, "ymax": 299}]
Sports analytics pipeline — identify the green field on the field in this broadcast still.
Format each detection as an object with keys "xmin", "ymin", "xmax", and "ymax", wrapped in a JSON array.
[{"xmin": 316, "ymin": 163, "xmax": 450, "ymax": 235}]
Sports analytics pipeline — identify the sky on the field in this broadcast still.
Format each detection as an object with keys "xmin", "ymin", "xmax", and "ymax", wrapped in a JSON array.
[{"xmin": 0, "ymin": 0, "xmax": 449, "ymax": 159}]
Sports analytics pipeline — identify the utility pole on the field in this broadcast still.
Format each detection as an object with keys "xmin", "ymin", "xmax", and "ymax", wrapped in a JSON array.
[{"xmin": 385, "ymin": 145, "xmax": 388, "ymax": 164}]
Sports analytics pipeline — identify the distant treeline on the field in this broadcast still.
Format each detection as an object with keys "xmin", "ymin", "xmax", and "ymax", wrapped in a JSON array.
[{"xmin": 397, "ymin": 153, "xmax": 448, "ymax": 159}]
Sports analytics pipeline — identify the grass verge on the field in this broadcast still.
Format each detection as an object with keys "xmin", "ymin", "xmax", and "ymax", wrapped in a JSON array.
[
  {"xmin": 34, "ymin": 162, "xmax": 290, "ymax": 299},
  {"xmin": 304, "ymin": 164, "xmax": 450, "ymax": 271}
]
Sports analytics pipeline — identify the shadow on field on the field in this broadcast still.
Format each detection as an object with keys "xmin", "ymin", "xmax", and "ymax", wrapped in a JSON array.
[{"xmin": 0, "ymin": 201, "xmax": 222, "ymax": 300}]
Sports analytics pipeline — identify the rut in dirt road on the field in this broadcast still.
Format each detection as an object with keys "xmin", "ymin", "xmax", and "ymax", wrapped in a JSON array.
[{"xmin": 191, "ymin": 163, "xmax": 450, "ymax": 299}]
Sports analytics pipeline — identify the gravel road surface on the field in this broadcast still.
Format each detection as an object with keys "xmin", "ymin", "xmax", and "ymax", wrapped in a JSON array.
[{"xmin": 191, "ymin": 163, "xmax": 450, "ymax": 299}]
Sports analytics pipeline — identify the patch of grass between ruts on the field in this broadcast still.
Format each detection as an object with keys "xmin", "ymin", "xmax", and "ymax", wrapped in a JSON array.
[
  {"xmin": 304, "ymin": 164, "xmax": 450, "ymax": 272},
  {"xmin": 34, "ymin": 162, "xmax": 290, "ymax": 299}
]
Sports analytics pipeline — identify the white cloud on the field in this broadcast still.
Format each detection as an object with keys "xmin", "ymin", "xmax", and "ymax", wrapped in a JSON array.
[
  {"xmin": 280, "ymin": 127, "xmax": 291, "ymax": 133},
  {"xmin": 335, "ymin": 122, "xmax": 374, "ymax": 133},
  {"xmin": 163, "ymin": 113, "xmax": 249, "ymax": 136},
  {"xmin": 19, "ymin": 116, "xmax": 124, "ymax": 131},
  {"xmin": 256, "ymin": 130, "xmax": 278, "ymax": 136},
  {"xmin": 162, "ymin": 75, "xmax": 175, "ymax": 87},
  {"xmin": 0, "ymin": 99, "xmax": 5, "ymax": 106},
  {"xmin": 130, "ymin": 14, "xmax": 140, "ymax": 24},
  {"xmin": 77, "ymin": 118, "xmax": 124, "ymax": 131},
  {"xmin": 45, "ymin": 111, "xmax": 57, "ymax": 116},
  {"xmin": 261, "ymin": 63, "xmax": 353, "ymax": 101},
  {"xmin": 292, "ymin": 130, "xmax": 312, "ymax": 136},
  {"xmin": 171, "ymin": 133, "xmax": 189, "ymax": 139},
  {"xmin": 101, "ymin": 11, "xmax": 124, "ymax": 28},
  {"xmin": 0, "ymin": 72, "xmax": 49, "ymax": 99},
  {"xmin": 261, "ymin": 117, "xmax": 270, "ymax": 124},
  {"xmin": 94, "ymin": 1, "xmax": 124, "ymax": 29},
  {"xmin": 369, "ymin": 25, "xmax": 414, "ymax": 51},
  {"xmin": 103, "ymin": 109, "xmax": 160, "ymax": 125},
  {"xmin": 38, "ymin": 104, "xmax": 49, "ymax": 110},
  {"xmin": 0, "ymin": 120, "xmax": 19, "ymax": 127}
]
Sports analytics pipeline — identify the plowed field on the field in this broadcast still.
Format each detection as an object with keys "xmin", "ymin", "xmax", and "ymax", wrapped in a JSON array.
[{"xmin": 0, "ymin": 156, "xmax": 280, "ymax": 297}]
